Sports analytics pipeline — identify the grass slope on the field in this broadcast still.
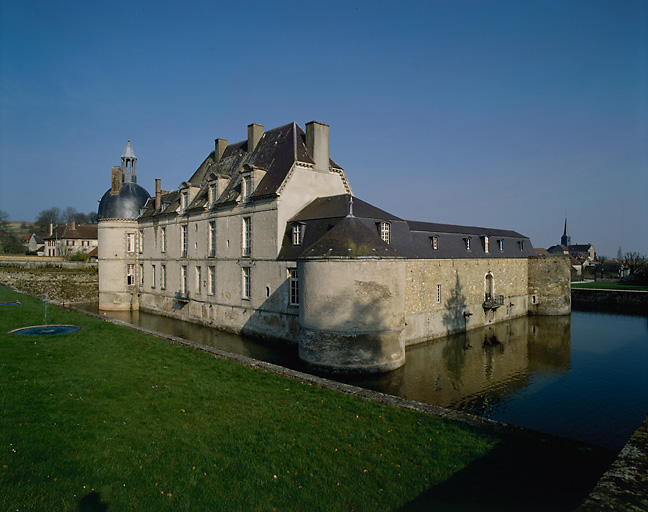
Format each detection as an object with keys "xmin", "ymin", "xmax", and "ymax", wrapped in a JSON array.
[{"xmin": 0, "ymin": 286, "xmax": 613, "ymax": 511}]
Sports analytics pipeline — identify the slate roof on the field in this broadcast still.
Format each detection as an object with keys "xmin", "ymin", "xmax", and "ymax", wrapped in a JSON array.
[
  {"xmin": 279, "ymin": 194, "xmax": 536, "ymax": 260},
  {"xmin": 98, "ymin": 182, "xmax": 151, "ymax": 220},
  {"xmin": 142, "ymin": 122, "xmax": 345, "ymax": 218}
]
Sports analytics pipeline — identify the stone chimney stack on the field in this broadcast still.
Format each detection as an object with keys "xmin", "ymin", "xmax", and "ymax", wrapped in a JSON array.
[
  {"xmin": 111, "ymin": 167, "xmax": 123, "ymax": 195},
  {"xmin": 215, "ymin": 138, "xmax": 227, "ymax": 163},
  {"xmin": 305, "ymin": 121, "xmax": 330, "ymax": 173},
  {"xmin": 49, "ymin": 223, "xmax": 53, "ymax": 236},
  {"xmin": 70, "ymin": 221, "xmax": 76, "ymax": 231},
  {"xmin": 155, "ymin": 179, "xmax": 162, "ymax": 211},
  {"xmin": 247, "ymin": 123, "xmax": 264, "ymax": 153}
]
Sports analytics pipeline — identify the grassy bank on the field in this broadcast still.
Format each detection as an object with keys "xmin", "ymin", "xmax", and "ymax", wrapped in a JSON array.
[
  {"xmin": 572, "ymin": 281, "xmax": 648, "ymax": 291},
  {"xmin": 0, "ymin": 286, "xmax": 613, "ymax": 511}
]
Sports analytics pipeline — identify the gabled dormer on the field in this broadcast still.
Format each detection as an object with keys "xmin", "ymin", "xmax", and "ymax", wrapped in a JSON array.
[
  {"xmin": 238, "ymin": 164, "xmax": 267, "ymax": 204},
  {"xmin": 178, "ymin": 181, "xmax": 200, "ymax": 212}
]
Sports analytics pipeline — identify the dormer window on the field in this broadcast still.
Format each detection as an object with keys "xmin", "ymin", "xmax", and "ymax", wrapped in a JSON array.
[
  {"xmin": 518, "ymin": 240, "xmax": 525, "ymax": 251},
  {"xmin": 464, "ymin": 237, "xmax": 471, "ymax": 251},
  {"xmin": 430, "ymin": 235, "xmax": 439, "ymax": 250},
  {"xmin": 209, "ymin": 184, "xmax": 217, "ymax": 206},
  {"xmin": 181, "ymin": 191, "xmax": 189, "ymax": 210},
  {"xmin": 378, "ymin": 222, "xmax": 390, "ymax": 244},
  {"xmin": 483, "ymin": 236, "xmax": 490, "ymax": 253},
  {"xmin": 242, "ymin": 174, "xmax": 252, "ymax": 202},
  {"xmin": 497, "ymin": 239, "xmax": 504, "ymax": 251},
  {"xmin": 292, "ymin": 223, "xmax": 303, "ymax": 246}
]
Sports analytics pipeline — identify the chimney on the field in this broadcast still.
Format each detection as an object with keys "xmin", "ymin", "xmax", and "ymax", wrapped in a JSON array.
[
  {"xmin": 305, "ymin": 121, "xmax": 330, "ymax": 173},
  {"xmin": 49, "ymin": 223, "xmax": 53, "ymax": 236},
  {"xmin": 247, "ymin": 123, "xmax": 264, "ymax": 153},
  {"xmin": 70, "ymin": 221, "xmax": 76, "ymax": 231},
  {"xmin": 155, "ymin": 179, "xmax": 162, "ymax": 211},
  {"xmin": 111, "ymin": 167, "xmax": 123, "ymax": 195},
  {"xmin": 215, "ymin": 138, "xmax": 227, "ymax": 163}
]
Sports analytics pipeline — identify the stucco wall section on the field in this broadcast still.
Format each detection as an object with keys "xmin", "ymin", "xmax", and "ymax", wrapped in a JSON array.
[
  {"xmin": 528, "ymin": 255, "xmax": 571, "ymax": 316},
  {"xmin": 404, "ymin": 258, "xmax": 529, "ymax": 345}
]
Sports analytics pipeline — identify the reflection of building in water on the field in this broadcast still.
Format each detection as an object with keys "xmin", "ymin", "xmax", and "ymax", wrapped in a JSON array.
[
  {"xmin": 364, "ymin": 315, "xmax": 571, "ymax": 409},
  {"xmin": 98, "ymin": 122, "xmax": 571, "ymax": 373}
]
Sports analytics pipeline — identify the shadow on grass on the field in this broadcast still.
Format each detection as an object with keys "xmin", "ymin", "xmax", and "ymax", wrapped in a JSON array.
[
  {"xmin": 79, "ymin": 492, "xmax": 108, "ymax": 511},
  {"xmin": 398, "ymin": 433, "xmax": 615, "ymax": 512}
]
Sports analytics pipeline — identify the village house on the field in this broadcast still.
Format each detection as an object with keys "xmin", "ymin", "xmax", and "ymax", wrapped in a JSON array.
[
  {"xmin": 43, "ymin": 222, "xmax": 98, "ymax": 258},
  {"xmin": 97, "ymin": 122, "xmax": 571, "ymax": 372}
]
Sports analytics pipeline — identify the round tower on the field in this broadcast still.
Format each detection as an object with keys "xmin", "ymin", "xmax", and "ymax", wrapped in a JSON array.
[{"xmin": 97, "ymin": 140, "xmax": 150, "ymax": 311}]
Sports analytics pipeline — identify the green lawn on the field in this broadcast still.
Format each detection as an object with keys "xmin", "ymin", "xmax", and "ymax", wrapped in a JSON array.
[
  {"xmin": 572, "ymin": 281, "xmax": 648, "ymax": 291},
  {"xmin": 0, "ymin": 286, "xmax": 613, "ymax": 511}
]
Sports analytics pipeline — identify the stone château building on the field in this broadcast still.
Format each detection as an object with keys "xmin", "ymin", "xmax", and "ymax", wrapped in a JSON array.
[{"xmin": 98, "ymin": 122, "xmax": 571, "ymax": 372}]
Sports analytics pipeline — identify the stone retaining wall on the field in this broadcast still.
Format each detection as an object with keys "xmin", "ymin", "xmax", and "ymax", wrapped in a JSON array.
[
  {"xmin": 0, "ymin": 267, "xmax": 98, "ymax": 303},
  {"xmin": 572, "ymin": 288, "xmax": 648, "ymax": 307}
]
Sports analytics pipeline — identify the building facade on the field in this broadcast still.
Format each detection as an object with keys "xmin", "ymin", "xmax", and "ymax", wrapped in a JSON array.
[
  {"xmin": 98, "ymin": 122, "xmax": 570, "ymax": 372},
  {"xmin": 43, "ymin": 222, "xmax": 98, "ymax": 257}
]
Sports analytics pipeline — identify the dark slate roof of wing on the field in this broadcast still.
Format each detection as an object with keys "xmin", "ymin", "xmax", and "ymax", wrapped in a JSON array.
[
  {"xmin": 406, "ymin": 220, "xmax": 525, "ymax": 238},
  {"xmin": 290, "ymin": 194, "xmax": 401, "ymax": 222},
  {"xmin": 290, "ymin": 216, "xmax": 405, "ymax": 260}
]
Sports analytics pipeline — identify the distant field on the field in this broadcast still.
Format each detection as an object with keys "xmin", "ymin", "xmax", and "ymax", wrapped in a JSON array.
[{"xmin": 572, "ymin": 281, "xmax": 648, "ymax": 291}]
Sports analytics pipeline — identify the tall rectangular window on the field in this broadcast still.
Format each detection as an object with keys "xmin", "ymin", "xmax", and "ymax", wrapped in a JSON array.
[
  {"xmin": 497, "ymin": 239, "xmax": 504, "ymax": 251},
  {"xmin": 431, "ymin": 236, "xmax": 439, "ymax": 250},
  {"xmin": 152, "ymin": 264, "xmax": 156, "ymax": 288},
  {"xmin": 484, "ymin": 236, "xmax": 490, "ymax": 253},
  {"xmin": 127, "ymin": 264, "xmax": 135, "ymax": 285},
  {"xmin": 242, "ymin": 217, "xmax": 251, "ymax": 256},
  {"xmin": 242, "ymin": 267, "xmax": 250, "ymax": 299},
  {"xmin": 161, "ymin": 265, "xmax": 167, "ymax": 289},
  {"xmin": 292, "ymin": 224, "xmax": 303, "ymax": 246},
  {"xmin": 181, "ymin": 225, "xmax": 188, "ymax": 257},
  {"xmin": 180, "ymin": 265, "xmax": 188, "ymax": 293},
  {"xmin": 208, "ymin": 266, "xmax": 216, "ymax": 295},
  {"xmin": 289, "ymin": 268, "xmax": 299, "ymax": 306},
  {"xmin": 161, "ymin": 227, "xmax": 167, "ymax": 253},
  {"xmin": 242, "ymin": 175, "xmax": 252, "ymax": 202},
  {"xmin": 209, "ymin": 184, "xmax": 217, "ymax": 206},
  {"xmin": 139, "ymin": 263, "xmax": 144, "ymax": 286},
  {"xmin": 127, "ymin": 233, "xmax": 135, "ymax": 253},
  {"xmin": 464, "ymin": 237, "xmax": 471, "ymax": 251},
  {"xmin": 518, "ymin": 240, "xmax": 525, "ymax": 251},
  {"xmin": 138, "ymin": 230, "xmax": 144, "ymax": 253},
  {"xmin": 195, "ymin": 266, "xmax": 201, "ymax": 294},
  {"xmin": 379, "ymin": 222, "xmax": 390, "ymax": 244},
  {"xmin": 209, "ymin": 221, "xmax": 216, "ymax": 257}
]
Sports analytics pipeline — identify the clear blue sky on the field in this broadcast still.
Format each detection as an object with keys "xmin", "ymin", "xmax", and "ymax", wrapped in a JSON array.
[{"xmin": 1, "ymin": 0, "xmax": 646, "ymax": 257}]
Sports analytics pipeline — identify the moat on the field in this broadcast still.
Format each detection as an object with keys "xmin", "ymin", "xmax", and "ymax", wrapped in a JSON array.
[{"xmin": 80, "ymin": 304, "xmax": 647, "ymax": 452}]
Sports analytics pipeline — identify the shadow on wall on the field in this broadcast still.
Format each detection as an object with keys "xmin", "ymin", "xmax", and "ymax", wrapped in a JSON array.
[
  {"xmin": 442, "ymin": 273, "xmax": 468, "ymax": 338},
  {"xmin": 240, "ymin": 277, "xmax": 298, "ymax": 343}
]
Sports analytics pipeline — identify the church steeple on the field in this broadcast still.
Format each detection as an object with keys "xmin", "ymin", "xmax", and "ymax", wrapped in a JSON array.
[
  {"xmin": 561, "ymin": 218, "xmax": 571, "ymax": 247},
  {"xmin": 121, "ymin": 139, "xmax": 137, "ymax": 184}
]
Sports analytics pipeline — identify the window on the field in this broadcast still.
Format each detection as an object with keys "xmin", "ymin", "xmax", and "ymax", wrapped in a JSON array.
[
  {"xmin": 161, "ymin": 227, "xmax": 167, "ymax": 253},
  {"xmin": 209, "ymin": 221, "xmax": 216, "ymax": 257},
  {"xmin": 180, "ymin": 265, "xmax": 188, "ymax": 293},
  {"xmin": 518, "ymin": 240, "xmax": 525, "ymax": 251},
  {"xmin": 152, "ymin": 264, "xmax": 156, "ymax": 288},
  {"xmin": 242, "ymin": 267, "xmax": 250, "ymax": 299},
  {"xmin": 242, "ymin": 217, "xmax": 251, "ymax": 256},
  {"xmin": 242, "ymin": 175, "xmax": 252, "ymax": 202},
  {"xmin": 436, "ymin": 284, "xmax": 442, "ymax": 303},
  {"xmin": 483, "ymin": 236, "xmax": 490, "ymax": 253},
  {"xmin": 292, "ymin": 224, "xmax": 303, "ymax": 246},
  {"xmin": 127, "ymin": 233, "xmax": 135, "ymax": 253},
  {"xmin": 497, "ymin": 239, "xmax": 504, "ymax": 251},
  {"xmin": 431, "ymin": 236, "xmax": 439, "ymax": 250},
  {"xmin": 139, "ymin": 230, "xmax": 144, "ymax": 253},
  {"xmin": 181, "ymin": 191, "xmax": 189, "ymax": 210},
  {"xmin": 208, "ymin": 266, "xmax": 216, "ymax": 295},
  {"xmin": 127, "ymin": 264, "xmax": 135, "ymax": 285},
  {"xmin": 195, "ymin": 266, "xmax": 201, "ymax": 294},
  {"xmin": 139, "ymin": 264, "xmax": 144, "ymax": 286},
  {"xmin": 209, "ymin": 184, "xmax": 217, "ymax": 206},
  {"xmin": 464, "ymin": 237, "xmax": 471, "ymax": 251},
  {"xmin": 289, "ymin": 268, "xmax": 299, "ymax": 306},
  {"xmin": 181, "ymin": 225, "xmax": 188, "ymax": 257},
  {"xmin": 379, "ymin": 222, "xmax": 390, "ymax": 244},
  {"xmin": 161, "ymin": 265, "xmax": 167, "ymax": 289}
]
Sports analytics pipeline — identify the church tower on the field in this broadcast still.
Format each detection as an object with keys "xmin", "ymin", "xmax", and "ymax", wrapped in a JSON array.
[{"xmin": 561, "ymin": 218, "xmax": 571, "ymax": 247}]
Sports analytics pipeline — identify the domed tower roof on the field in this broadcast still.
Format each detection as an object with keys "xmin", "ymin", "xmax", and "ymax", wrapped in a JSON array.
[{"xmin": 98, "ymin": 182, "xmax": 150, "ymax": 220}]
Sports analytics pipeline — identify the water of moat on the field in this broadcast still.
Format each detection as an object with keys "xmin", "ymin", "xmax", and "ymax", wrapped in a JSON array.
[{"xmin": 79, "ymin": 304, "xmax": 647, "ymax": 452}]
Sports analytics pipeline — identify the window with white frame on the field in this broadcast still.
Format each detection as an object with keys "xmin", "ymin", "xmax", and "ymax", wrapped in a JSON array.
[
  {"xmin": 431, "ymin": 235, "xmax": 439, "ymax": 250},
  {"xmin": 289, "ymin": 268, "xmax": 299, "ymax": 306},
  {"xmin": 152, "ymin": 264, "xmax": 156, "ymax": 288},
  {"xmin": 483, "ymin": 236, "xmax": 490, "ymax": 253},
  {"xmin": 379, "ymin": 222, "xmax": 390, "ymax": 244},
  {"xmin": 242, "ymin": 217, "xmax": 251, "ymax": 256},
  {"xmin": 161, "ymin": 227, "xmax": 167, "ymax": 253},
  {"xmin": 209, "ymin": 221, "xmax": 216, "ymax": 257},
  {"xmin": 195, "ymin": 266, "xmax": 201, "ymax": 294},
  {"xmin": 127, "ymin": 233, "xmax": 135, "ymax": 253},
  {"xmin": 180, "ymin": 265, "xmax": 188, "ymax": 293},
  {"xmin": 242, "ymin": 267, "xmax": 250, "ymax": 299},
  {"xmin": 127, "ymin": 264, "xmax": 135, "ymax": 285},
  {"xmin": 292, "ymin": 224, "xmax": 303, "ymax": 246},
  {"xmin": 208, "ymin": 266, "xmax": 216, "ymax": 295},
  {"xmin": 139, "ymin": 230, "xmax": 144, "ymax": 253},
  {"xmin": 181, "ymin": 225, "xmax": 188, "ymax": 257},
  {"xmin": 464, "ymin": 237, "xmax": 471, "ymax": 251},
  {"xmin": 161, "ymin": 265, "xmax": 167, "ymax": 289}
]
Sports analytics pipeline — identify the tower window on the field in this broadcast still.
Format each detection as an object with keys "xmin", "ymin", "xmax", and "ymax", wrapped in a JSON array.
[
  {"xmin": 289, "ymin": 268, "xmax": 299, "ymax": 306},
  {"xmin": 242, "ymin": 267, "xmax": 251, "ymax": 299},
  {"xmin": 242, "ymin": 217, "xmax": 251, "ymax": 256}
]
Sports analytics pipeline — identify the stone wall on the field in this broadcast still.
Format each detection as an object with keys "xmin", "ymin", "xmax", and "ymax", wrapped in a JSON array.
[
  {"xmin": 0, "ymin": 267, "xmax": 98, "ymax": 303},
  {"xmin": 572, "ymin": 288, "xmax": 648, "ymax": 308},
  {"xmin": 528, "ymin": 255, "xmax": 571, "ymax": 316}
]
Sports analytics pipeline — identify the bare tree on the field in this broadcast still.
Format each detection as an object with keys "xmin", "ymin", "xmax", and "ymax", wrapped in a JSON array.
[
  {"xmin": 35, "ymin": 207, "xmax": 62, "ymax": 235},
  {"xmin": 623, "ymin": 252, "xmax": 646, "ymax": 276}
]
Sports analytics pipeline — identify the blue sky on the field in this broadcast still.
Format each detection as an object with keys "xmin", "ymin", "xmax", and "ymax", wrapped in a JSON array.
[{"xmin": 1, "ymin": 0, "xmax": 646, "ymax": 257}]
